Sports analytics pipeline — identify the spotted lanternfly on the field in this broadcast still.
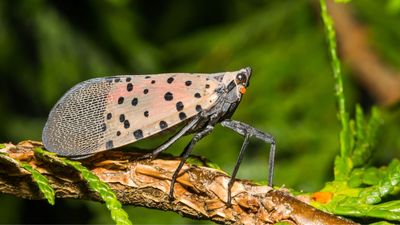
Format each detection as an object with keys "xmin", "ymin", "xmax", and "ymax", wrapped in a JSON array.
[{"xmin": 42, "ymin": 67, "xmax": 276, "ymax": 205}]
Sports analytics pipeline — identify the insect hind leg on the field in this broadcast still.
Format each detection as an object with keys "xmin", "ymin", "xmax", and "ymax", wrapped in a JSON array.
[
  {"xmin": 220, "ymin": 119, "xmax": 276, "ymax": 206},
  {"xmin": 168, "ymin": 124, "xmax": 214, "ymax": 201}
]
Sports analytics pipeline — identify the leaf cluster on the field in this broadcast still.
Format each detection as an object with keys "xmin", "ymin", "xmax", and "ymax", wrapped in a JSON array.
[{"xmin": 312, "ymin": 1, "xmax": 400, "ymax": 223}]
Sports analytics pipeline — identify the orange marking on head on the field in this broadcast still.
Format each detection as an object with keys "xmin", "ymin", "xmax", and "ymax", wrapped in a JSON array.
[{"xmin": 239, "ymin": 86, "xmax": 246, "ymax": 94}]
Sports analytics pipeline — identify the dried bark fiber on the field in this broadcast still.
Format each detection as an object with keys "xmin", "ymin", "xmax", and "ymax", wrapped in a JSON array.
[{"xmin": 0, "ymin": 141, "xmax": 357, "ymax": 225}]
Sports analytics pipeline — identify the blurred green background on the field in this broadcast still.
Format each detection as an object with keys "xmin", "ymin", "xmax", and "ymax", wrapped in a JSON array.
[{"xmin": 1, "ymin": 0, "xmax": 400, "ymax": 224}]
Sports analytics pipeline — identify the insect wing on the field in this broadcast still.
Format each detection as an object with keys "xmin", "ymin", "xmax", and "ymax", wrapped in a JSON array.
[{"xmin": 42, "ymin": 73, "xmax": 220, "ymax": 157}]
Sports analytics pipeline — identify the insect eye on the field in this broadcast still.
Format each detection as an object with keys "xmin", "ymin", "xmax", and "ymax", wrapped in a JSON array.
[{"xmin": 236, "ymin": 73, "xmax": 247, "ymax": 84}]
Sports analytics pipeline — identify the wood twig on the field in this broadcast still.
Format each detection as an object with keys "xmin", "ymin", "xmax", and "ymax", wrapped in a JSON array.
[{"xmin": 0, "ymin": 141, "xmax": 357, "ymax": 225}]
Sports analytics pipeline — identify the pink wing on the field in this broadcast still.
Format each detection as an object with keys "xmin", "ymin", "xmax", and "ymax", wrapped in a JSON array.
[
  {"xmin": 43, "ymin": 73, "xmax": 222, "ymax": 157},
  {"xmin": 103, "ymin": 73, "xmax": 220, "ymax": 152}
]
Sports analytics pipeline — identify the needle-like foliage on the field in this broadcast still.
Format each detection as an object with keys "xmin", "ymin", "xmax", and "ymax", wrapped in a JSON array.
[
  {"xmin": 34, "ymin": 148, "xmax": 132, "ymax": 225},
  {"xmin": 314, "ymin": 1, "xmax": 399, "ymax": 223}
]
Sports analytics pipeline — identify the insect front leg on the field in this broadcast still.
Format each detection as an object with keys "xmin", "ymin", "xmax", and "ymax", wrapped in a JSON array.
[
  {"xmin": 169, "ymin": 124, "xmax": 214, "ymax": 201},
  {"xmin": 220, "ymin": 119, "xmax": 276, "ymax": 206}
]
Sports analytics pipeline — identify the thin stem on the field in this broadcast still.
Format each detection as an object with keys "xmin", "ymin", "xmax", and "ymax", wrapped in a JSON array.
[{"xmin": 320, "ymin": 0, "xmax": 351, "ymax": 179}]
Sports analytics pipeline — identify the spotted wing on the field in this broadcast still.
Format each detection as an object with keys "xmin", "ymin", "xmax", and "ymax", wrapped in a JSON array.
[{"xmin": 42, "ymin": 73, "xmax": 221, "ymax": 157}]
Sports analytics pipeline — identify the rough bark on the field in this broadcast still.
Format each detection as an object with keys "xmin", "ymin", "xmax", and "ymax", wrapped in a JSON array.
[{"xmin": 0, "ymin": 141, "xmax": 357, "ymax": 225}]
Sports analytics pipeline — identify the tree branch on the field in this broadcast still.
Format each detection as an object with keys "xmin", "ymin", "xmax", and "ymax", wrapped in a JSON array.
[{"xmin": 0, "ymin": 141, "xmax": 357, "ymax": 225}]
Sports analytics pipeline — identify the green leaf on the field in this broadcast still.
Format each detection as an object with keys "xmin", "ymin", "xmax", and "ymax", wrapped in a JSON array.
[
  {"xmin": 352, "ymin": 106, "xmax": 382, "ymax": 167},
  {"xmin": 351, "ymin": 105, "xmax": 367, "ymax": 167},
  {"xmin": 316, "ymin": 1, "xmax": 398, "ymax": 222},
  {"xmin": 34, "ymin": 148, "xmax": 132, "ymax": 225},
  {"xmin": 370, "ymin": 222, "xmax": 396, "ymax": 225},
  {"xmin": 66, "ymin": 161, "xmax": 132, "ymax": 225},
  {"xmin": 358, "ymin": 159, "xmax": 400, "ymax": 204},
  {"xmin": 355, "ymin": 105, "xmax": 366, "ymax": 147},
  {"xmin": 320, "ymin": 0, "xmax": 352, "ymax": 180},
  {"xmin": 349, "ymin": 167, "xmax": 384, "ymax": 188},
  {"xmin": 0, "ymin": 143, "xmax": 5, "ymax": 149},
  {"xmin": 366, "ymin": 107, "xmax": 382, "ymax": 151},
  {"xmin": 333, "ymin": 199, "xmax": 400, "ymax": 221},
  {"xmin": 0, "ymin": 152, "xmax": 55, "ymax": 205},
  {"xmin": 316, "ymin": 159, "xmax": 400, "ymax": 220},
  {"xmin": 19, "ymin": 162, "xmax": 55, "ymax": 205},
  {"xmin": 362, "ymin": 167, "xmax": 384, "ymax": 185}
]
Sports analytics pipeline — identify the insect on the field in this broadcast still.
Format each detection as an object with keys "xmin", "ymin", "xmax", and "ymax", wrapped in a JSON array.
[{"xmin": 42, "ymin": 67, "xmax": 276, "ymax": 206}]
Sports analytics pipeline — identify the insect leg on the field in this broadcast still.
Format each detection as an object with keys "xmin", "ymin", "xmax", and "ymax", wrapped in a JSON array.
[
  {"xmin": 169, "ymin": 125, "xmax": 214, "ymax": 201},
  {"xmin": 226, "ymin": 132, "xmax": 250, "ymax": 206},
  {"xmin": 138, "ymin": 116, "xmax": 201, "ymax": 160},
  {"xmin": 220, "ymin": 119, "xmax": 276, "ymax": 204}
]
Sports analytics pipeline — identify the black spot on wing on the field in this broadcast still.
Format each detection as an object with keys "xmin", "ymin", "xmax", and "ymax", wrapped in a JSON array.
[
  {"xmin": 164, "ymin": 92, "xmax": 173, "ymax": 101},
  {"xmin": 106, "ymin": 113, "xmax": 112, "ymax": 120},
  {"xmin": 179, "ymin": 112, "xmax": 187, "ymax": 120},
  {"xmin": 196, "ymin": 105, "xmax": 202, "ymax": 112},
  {"xmin": 127, "ymin": 83, "xmax": 133, "ymax": 92},
  {"xmin": 159, "ymin": 121, "xmax": 168, "ymax": 129},
  {"xmin": 176, "ymin": 101, "xmax": 184, "ymax": 111},
  {"xmin": 131, "ymin": 98, "xmax": 138, "ymax": 106},
  {"xmin": 134, "ymin": 129, "xmax": 143, "ymax": 140},
  {"xmin": 106, "ymin": 140, "xmax": 113, "ymax": 150},
  {"xmin": 124, "ymin": 120, "xmax": 130, "ymax": 129},
  {"xmin": 119, "ymin": 114, "xmax": 125, "ymax": 122},
  {"xmin": 118, "ymin": 97, "xmax": 124, "ymax": 104}
]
